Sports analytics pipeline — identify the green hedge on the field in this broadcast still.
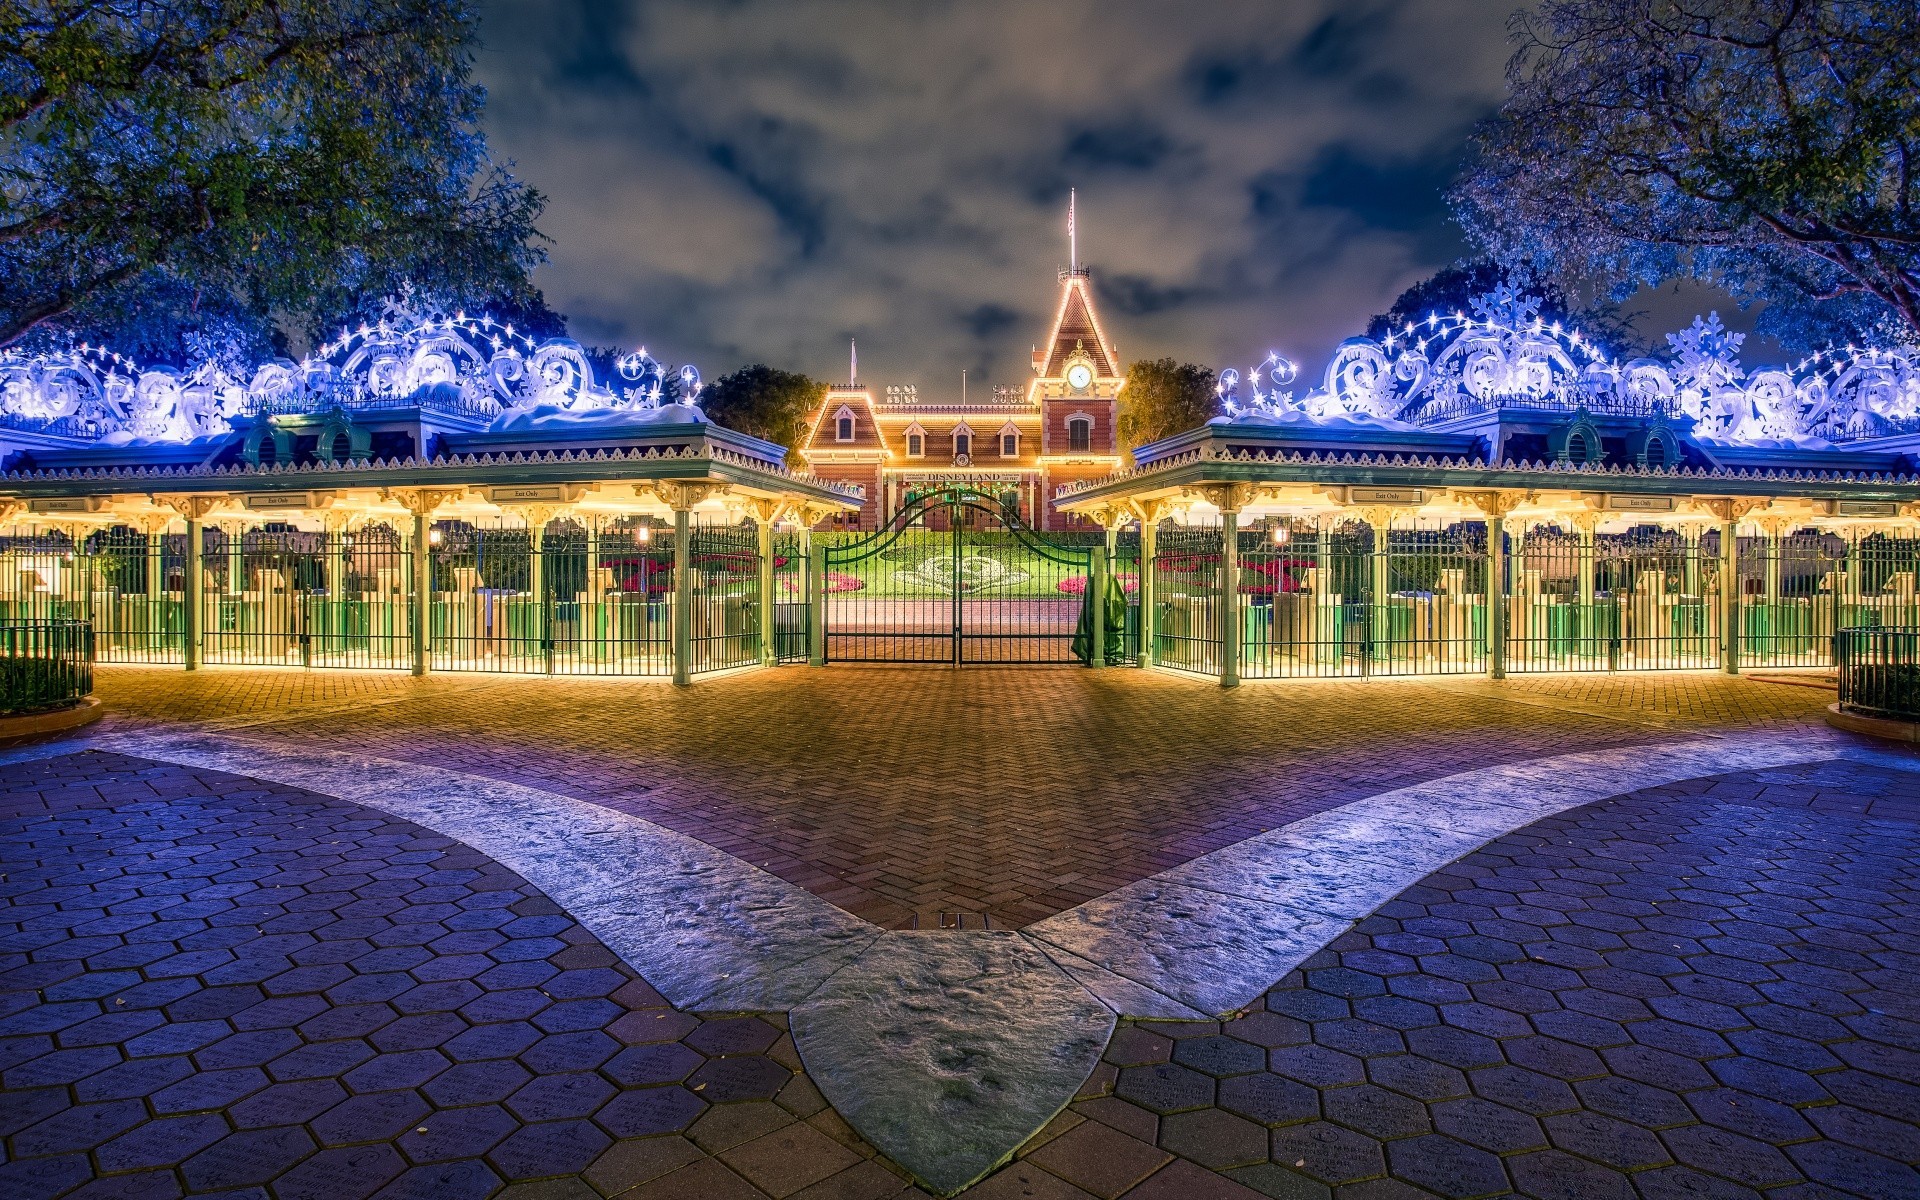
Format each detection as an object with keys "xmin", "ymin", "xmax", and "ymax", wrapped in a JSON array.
[{"xmin": 0, "ymin": 656, "xmax": 87, "ymax": 716}]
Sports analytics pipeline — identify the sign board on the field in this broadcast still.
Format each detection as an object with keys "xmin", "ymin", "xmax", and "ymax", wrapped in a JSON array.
[
  {"xmin": 244, "ymin": 491, "xmax": 333, "ymax": 511},
  {"xmin": 27, "ymin": 496, "xmax": 106, "ymax": 513},
  {"xmin": 1604, "ymin": 494, "xmax": 1677, "ymax": 513},
  {"xmin": 484, "ymin": 484, "xmax": 585, "ymax": 505},
  {"xmin": 1832, "ymin": 500, "xmax": 1899, "ymax": 518},
  {"xmin": 1345, "ymin": 486, "xmax": 1426, "ymax": 506}
]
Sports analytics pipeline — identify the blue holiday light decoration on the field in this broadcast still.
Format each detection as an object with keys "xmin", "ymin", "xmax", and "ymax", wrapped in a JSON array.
[
  {"xmin": 1213, "ymin": 286, "xmax": 1920, "ymax": 447},
  {"xmin": 4, "ymin": 288, "xmax": 1919, "ymax": 448},
  {"xmin": 0, "ymin": 310, "xmax": 704, "ymax": 443}
]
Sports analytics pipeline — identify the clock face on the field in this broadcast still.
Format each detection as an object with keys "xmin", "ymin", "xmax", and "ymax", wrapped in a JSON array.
[{"xmin": 1066, "ymin": 363, "xmax": 1093, "ymax": 390}]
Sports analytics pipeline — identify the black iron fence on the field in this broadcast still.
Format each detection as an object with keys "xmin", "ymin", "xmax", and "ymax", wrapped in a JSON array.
[
  {"xmin": 1835, "ymin": 626, "xmax": 1920, "ymax": 720},
  {"xmin": 0, "ymin": 620, "xmax": 94, "ymax": 715}
]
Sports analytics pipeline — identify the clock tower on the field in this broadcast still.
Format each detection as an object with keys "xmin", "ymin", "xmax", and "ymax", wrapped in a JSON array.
[{"xmin": 1030, "ymin": 255, "xmax": 1122, "ymax": 529}]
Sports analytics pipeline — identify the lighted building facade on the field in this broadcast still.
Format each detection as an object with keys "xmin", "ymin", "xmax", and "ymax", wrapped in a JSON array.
[{"xmin": 797, "ymin": 267, "xmax": 1122, "ymax": 531}]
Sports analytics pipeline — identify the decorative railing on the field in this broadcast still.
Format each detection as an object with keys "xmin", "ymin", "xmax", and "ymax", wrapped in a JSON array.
[
  {"xmin": 1406, "ymin": 389, "xmax": 1675, "ymax": 425},
  {"xmin": 0, "ymin": 620, "xmax": 94, "ymax": 715},
  {"xmin": 1835, "ymin": 626, "xmax": 1920, "ymax": 720}
]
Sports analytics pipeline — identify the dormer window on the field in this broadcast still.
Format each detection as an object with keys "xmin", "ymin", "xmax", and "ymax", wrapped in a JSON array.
[
  {"xmin": 1002, "ymin": 433, "xmax": 1018, "ymax": 457},
  {"xmin": 954, "ymin": 432, "xmax": 971, "ymax": 458},
  {"xmin": 907, "ymin": 432, "xmax": 923, "ymax": 457},
  {"xmin": 833, "ymin": 406, "xmax": 857, "ymax": 442},
  {"xmin": 1067, "ymin": 416, "xmax": 1092, "ymax": 453}
]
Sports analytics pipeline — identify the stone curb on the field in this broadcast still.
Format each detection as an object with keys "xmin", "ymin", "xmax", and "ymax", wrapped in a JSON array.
[
  {"xmin": 0, "ymin": 695, "xmax": 101, "ymax": 745},
  {"xmin": 1825, "ymin": 700, "xmax": 1920, "ymax": 742}
]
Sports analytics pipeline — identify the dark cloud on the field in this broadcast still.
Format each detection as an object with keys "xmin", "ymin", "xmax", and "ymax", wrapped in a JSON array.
[
  {"xmin": 476, "ymin": 0, "xmax": 1514, "ymax": 395},
  {"xmin": 1298, "ymin": 142, "xmax": 1460, "ymax": 234},
  {"xmin": 1062, "ymin": 119, "xmax": 1177, "ymax": 172}
]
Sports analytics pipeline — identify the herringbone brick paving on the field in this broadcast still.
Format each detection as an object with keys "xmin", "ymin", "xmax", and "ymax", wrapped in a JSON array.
[{"xmin": 88, "ymin": 666, "xmax": 1833, "ymax": 929}]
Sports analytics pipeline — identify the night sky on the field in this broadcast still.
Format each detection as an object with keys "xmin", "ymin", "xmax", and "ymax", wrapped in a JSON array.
[{"xmin": 474, "ymin": 1, "xmax": 1529, "ymax": 393}]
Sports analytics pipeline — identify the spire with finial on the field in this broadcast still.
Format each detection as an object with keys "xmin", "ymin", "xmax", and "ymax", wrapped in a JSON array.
[{"xmin": 1068, "ymin": 188, "xmax": 1076, "ymax": 274}]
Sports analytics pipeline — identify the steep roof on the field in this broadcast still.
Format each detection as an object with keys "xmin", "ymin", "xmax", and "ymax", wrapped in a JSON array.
[{"xmin": 1037, "ymin": 274, "xmax": 1118, "ymax": 379}]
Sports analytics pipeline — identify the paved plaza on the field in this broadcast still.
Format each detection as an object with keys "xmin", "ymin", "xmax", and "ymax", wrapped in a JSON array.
[{"xmin": 2, "ymin": 665, "xmax": 1918, "ymax": 1198}]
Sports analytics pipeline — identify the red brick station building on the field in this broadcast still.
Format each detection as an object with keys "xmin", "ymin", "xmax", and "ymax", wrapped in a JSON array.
[{"xmin": 797, "ymin": 266, "xmax": 1122, "ymax": 532}]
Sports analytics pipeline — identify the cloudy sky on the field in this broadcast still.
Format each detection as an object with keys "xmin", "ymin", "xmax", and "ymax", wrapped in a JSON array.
[{"xmin": 474, "ymin": 0, "xmax": 1524, "ymax": 395}]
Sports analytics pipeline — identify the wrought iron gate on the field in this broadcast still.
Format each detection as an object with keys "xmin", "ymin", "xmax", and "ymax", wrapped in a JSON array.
[{"xmin": 821, "ymin": 486, "xmax": 1094, "ymax": 663}]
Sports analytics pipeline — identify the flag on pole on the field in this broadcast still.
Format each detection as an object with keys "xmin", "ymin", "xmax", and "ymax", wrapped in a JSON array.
[
  {"xmin": 850, "ymin": 338, "xmax": 857, "ymax": 386},
  {"xmin": 1068, "ymin": 188, "xmax": 1076, "ymax": 272}
]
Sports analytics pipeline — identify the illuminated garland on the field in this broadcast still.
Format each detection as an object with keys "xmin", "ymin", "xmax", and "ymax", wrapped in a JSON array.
[{"xmin": 0, "ymin": 312, "xmax": 704, "ymax": 442}]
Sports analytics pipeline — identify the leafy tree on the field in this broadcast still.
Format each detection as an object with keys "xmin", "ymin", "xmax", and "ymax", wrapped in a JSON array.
[
  {"xmin": 700, "ymin": 364, "xmax": 827, "ymax": 461},
  {"xmin": 1454, "ymin": 0, "xmax": 1920, "ymax": 351},
  {"xmin": 1, "ymin": 1, "xmax": 547, "ymax": 354},
  {"xmin": 1118, "ymin": 358, "xmax": 1217, "ymax": 454},
  {"xmin": 1367, "ymin": 258, "xmax": 1641, "ymax": 356}
]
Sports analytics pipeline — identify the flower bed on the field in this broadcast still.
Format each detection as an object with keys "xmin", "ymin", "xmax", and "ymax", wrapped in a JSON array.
[{"xmin": 1056, "ymin": 574, "xmax": 1139, "ymax": 595}]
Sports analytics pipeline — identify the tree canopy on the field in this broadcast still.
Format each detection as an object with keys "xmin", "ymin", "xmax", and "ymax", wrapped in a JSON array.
[
  {"xmin": 1454, "ymin": 0, "xmax": 1920, "ymax": 351},
  {"xmin": 699, "ymin": 364, "xmax": 827, "ymax": 462},
  {"xmin": 1, "ymin": 1, "xmax": 547, "ymax": 358},
  {"xmin": 1118, "ymin": 358, "xmax": 1217, "ymax": 455}
]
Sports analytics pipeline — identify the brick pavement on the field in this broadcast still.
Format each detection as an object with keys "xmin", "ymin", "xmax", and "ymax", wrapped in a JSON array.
[
  {"xmin": 3, "ymin": 696, "xmax": 1912, "ymax": 1198},
  {"xmin": 86, "ymin": 666, "xmax": 1833, "ymax": 930}
]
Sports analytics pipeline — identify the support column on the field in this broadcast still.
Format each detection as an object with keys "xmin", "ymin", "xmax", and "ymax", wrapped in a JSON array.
[
  {"xmin": 1219, "ymin": 506, "xmax": 1242, "ymax": 688},
  {"xmin": 672, "ymin": 507, "xmax": 692, "ymax": 686},
  {"xmin": 412, "ymin": 509, "xmax": 431, "ymax": 676},
  {"xmin": 315, "ymin": 512, "xmax": 348, "ymax": 665},
  {"xmin": 1721, "ymin": 518, "xmax": 1740, "ymax": 675},
  {"xmin": 1703, "ymin": 498, "xmax": 1764, "ymax": 675},
  {"xmin": 1089, "ymin": 544, "xmax": 1107, "ymax": 669},
  {"xmin": 184, "ymin": 516, "xmax": 204, "ymax": 670},
  {"xmin": 392, "ymin": 488, "xmax": 460, "ymax": 678},
  {"xmin": 1364, "ymin": 508, "xmax": 1391, "ymax": 661},
  {"xmin": 1487, "ymin": 514, "xmax": 1506, "ymax": 679},
  {"xmin": 808, "ymin": 534, "xmax": 826, "ymax": 667},
  {"xmin": 158, "ymin": 495, "xmax": 221, "ymax": 671},
  {"xmin": 1572, "ymin": 512, "xmax": 1599, "ymax": 666},
  {"xmin": 755, "ymin": 502, "xmax": 778, "ymax": 667},
  {"xmin": 1459, "ymin": 490, "xmax": 1522, "ymax": 681},
  {"xmin": 1137, "ymin": 507, "xmax": 1159, "ymax": 668}
]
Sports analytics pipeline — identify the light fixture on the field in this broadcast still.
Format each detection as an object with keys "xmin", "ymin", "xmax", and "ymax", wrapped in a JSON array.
[
  {"xmin": 428, "ymin": 528, "xmax": 442, "ymax": 547},
  {"xmin": 1271, "ymin": 523, "xmax": 1291, "ymax": 546},
  {"xmin": 634, "ymin": 525, "xmax": 651, "ymax": 545}
]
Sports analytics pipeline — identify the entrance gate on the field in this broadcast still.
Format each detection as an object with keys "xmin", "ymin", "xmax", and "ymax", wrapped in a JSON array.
[{"xmin": 821, "ymin": 486, "xmax": 1095, "ymax": 663}]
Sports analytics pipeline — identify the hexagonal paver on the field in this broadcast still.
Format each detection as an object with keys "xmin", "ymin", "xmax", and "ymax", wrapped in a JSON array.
[
  {"xmin": 1116, "ymin": 1062, "xmax": 1216, "ymax": 1114},
  {"xmin": 1270, "ymin": 1120, "xmax": 1386, "ymax": 1185}
]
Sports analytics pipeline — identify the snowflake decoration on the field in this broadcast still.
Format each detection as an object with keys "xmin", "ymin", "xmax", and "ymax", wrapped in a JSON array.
[{"xmin": 1469, "ymin": 285, "xmax": 1543, "ymax": 330}]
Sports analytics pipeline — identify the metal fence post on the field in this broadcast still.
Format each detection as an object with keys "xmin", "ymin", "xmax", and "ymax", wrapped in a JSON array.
[{"xmin": 672, "ymin": 506, "xmax": 693, "ymax": 687}]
